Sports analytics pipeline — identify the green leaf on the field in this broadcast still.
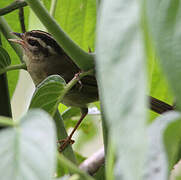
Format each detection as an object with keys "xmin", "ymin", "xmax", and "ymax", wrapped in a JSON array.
[
  {"xmin": 163, "ymin": 114, "xmax": 181, "ymax": 171},
  {"xmin": 74, "ymin": 152, "xmax": 86, "ymax": 165},
  {"xmin": 0, "ymin": 109, "xmax": 56, "ymax": 180},
  {"xmin": 93, "ymin": 165, "xmax": 105, "ymax": 180},
  {"xmin": 55, "ymin": 0, "xmax": 96, "ymax": 51},
  {"xmin": 96, "ymin": 1, "xmax": 147, "ymax": 179},
  {"xmin": 143, "ymin": 24, "xmax": 173, "ymax": 122},
  {"xmin": 146, "ymin": 0, "xmax": 181, "ymax": 110},
  {"xmin": 143, "ymin": 15, "xmax": 173, "ymax": 107},
  {"xmin": 144, "ymin": 111, "xmax": 181, "ymax": 179},
  {"xmin": 57, "ymin": 151, "xmax": 86, "ymax": 176},
  {"xmin": 62, "ymin": 107, "xmax": 81, "ymax": 121},
  {"xmin": 29, "ymin": 75, "xmax": 66, "ymax": 116},
  {"xmin": 28, "ymin": 0, "xmax": 50, "ymax": 31},
  {"xmin": 0, "ymin": 46, "xmax": 11, "ymax": 69},
  {"xmin": 2, "ymin": 36, "xmax": 20, "ymax": 98}
]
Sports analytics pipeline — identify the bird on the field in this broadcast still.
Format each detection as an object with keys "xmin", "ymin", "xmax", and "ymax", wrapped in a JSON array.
[
  {"xmin": 9, "ymin": 30, "xmax": 99, "ymax": 151},
  {"xmin": 9, "ymin": 30, "xmax": 174, "ymax": 151}
]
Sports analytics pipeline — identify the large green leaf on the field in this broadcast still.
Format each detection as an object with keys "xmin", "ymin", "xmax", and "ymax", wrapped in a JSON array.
[
  {"xmin": 163, "ymin": 114, "xmax": 181, "ymax": 171},
  {"xmin": 96, "ymin": 0, "xmax": 147, "ymax": 179},
  {"xmin": 146, "ymin": 0, "xmax": 181, "ymax": 110},
  {"xmin": 93, "ymin": 165, "xmax": 105, "ymax": 180},
  {"xmin": 62, "ymin": 107, "xmax": 81, "ymax": 121},
  {"xmin": 143, "ymin": 16, "xmax": 172, "ymax": 105},
  {"xmin": 55, "ymin": 0, "xmax": 96, "ymax": 51},
  {"xmin": 29, "ymin": 75, "xmax": 66, "ymax": 116},
  {"xmin": 28, "ymin": 0, "xmax": 51, "ymax": 31},
  {"xmin": 0, "ymin": 109, "xmax": 56, "ymax": 180},
  {"xmin": 143, "ymin": 11, "xmax": 173, "ymax": 122},
  {"xmin": 144, "ymin": 111, "xmax": 181, "ymax": 179}
]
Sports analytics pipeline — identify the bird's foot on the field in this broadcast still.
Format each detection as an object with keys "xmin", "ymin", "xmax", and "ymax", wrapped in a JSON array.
[
  {"xmin": 58, "ymin": 138, "xmax": 75, "ymax": 152},
  {"xmin": 58, "ymin": 108, "xmax": 88, "ymax": 152}
]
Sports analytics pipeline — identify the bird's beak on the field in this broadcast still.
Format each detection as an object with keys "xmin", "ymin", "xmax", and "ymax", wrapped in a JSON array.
[
  {"xmin": 11, "ymin": 32, "xmax": 24, "ymax": 38},
  {"xmin": 8, "ymin": 32, "xmax": 25, "ymax": 46}
]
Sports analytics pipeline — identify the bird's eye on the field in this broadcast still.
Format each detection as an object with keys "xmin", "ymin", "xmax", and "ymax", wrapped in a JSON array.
[{"xmin": 27, "ymin": 39, "xmax": 40, "ymax": 47}]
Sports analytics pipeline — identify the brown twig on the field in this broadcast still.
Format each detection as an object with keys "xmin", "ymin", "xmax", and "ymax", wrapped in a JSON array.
[{"xmin": 19, "ymin": 7, "xmax": 26, "ymax": 33}]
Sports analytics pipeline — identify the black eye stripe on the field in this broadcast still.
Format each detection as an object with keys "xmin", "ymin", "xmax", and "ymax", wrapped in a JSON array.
[
  {"xmin": 27, "ymin": 38, "xmax": 49, "ymax": 56},
  {"xmin": 27, "ymin": 39, "xmax": 40, "ymax": 47}
]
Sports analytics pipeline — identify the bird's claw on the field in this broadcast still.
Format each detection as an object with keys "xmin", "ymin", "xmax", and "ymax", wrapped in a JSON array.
[
  {"xmin": 74, "ymin": 72, "xmax": 83, "ymax": 90},
  {"xmin": 58, "ymin": 138, "xmax": 75, "ymax": 152}
]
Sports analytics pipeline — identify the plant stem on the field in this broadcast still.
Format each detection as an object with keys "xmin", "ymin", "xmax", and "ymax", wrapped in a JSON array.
[
  {"xmin": 50, "ymin": 0, "xmax": 57, "ymax": 17},
  {"xmin": 0, "ymin": 117, "xmax": 15, "ymax": 127},
  {"xmin": 25, "ymin": 0, "xmax": 95, "ymax": 71},
  {"xmin": 57, "ymin": 153, "xmax": 94, "ymax": 180},
  {"xmin": 0, "ymin": 36, "xmax": 12, "ymax": 128},
  {"xmin": 0, "ymin": 0, "xmax": 27, "ymax": 16},
  {"xmin": 0, "ymin": 63, "xmax": 26, "ymax": 75},
  {"xmin": 54, "ymin": 111, "xmax": 76, "ymax": 164},
  {"xmin": 100, "ymin": 105, "xmax": 108, "ymax": 154},
  {"xmin": 0, "ymin": 74, "xmax": 12, "ymax": 119},
  {"xmin": 0, "ymin": 17, "xmax": 23, "ymax": 62},
  {"xmin": 63, "ymin": 70, "xmax": 94, "ymax": 96}
]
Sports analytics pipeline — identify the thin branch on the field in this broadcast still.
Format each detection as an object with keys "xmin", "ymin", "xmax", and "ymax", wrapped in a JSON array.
[
  {"xmin": 79, "ymin": 147, "xmax": 105, "ymax": 175},
  {"xmin": 62, "ymin": 70, "xmax": 94, "ymax": 98},
  {"xmin": 19, "ymin": 7, "xmax": 26, "ymax": 33},
  {"xmin": 0, "ymin": 63, "xmax": 26, "ymax": 75},
  {"xmin": 0, "ymin": 0, "xmax": 27, "ymax": 16}
]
